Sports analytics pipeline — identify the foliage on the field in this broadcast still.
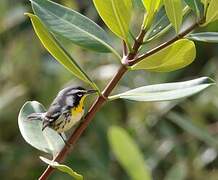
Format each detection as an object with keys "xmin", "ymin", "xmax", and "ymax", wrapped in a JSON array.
[
  {"xmin": 109, "ymin": 77, "xmax": 214, "ymax": 101},
  {"xmin": 25, "ymin": 13, "xmax": 97, "ymax": 88},
  {"xmin": 18, "ymin": 101, "xmax": 65, "ymax": 155},
  {"xmin": 40, "ymin": 156, "xmax": 83, "ymax": 180},
  {"xmin": 108, "ymin": 126, "xmax": 152, "ymax": 180},
  {"xmin": 93, "ymin": 0, "xmax": 132, "ymax": 47},
  {"xmin": 0, "ymin": 0, "xmax": 218, "ymax": 179},
  {"xmin": 31, "ymin": 0, "xmax": 120, "ymax": 57},
  {"xmin": 163, "ymin": 0, "xmax": 183, "ymax": 33},
  {"xmin": 131, "ymin": 39, "xmax": 196, "ymax": 72}
]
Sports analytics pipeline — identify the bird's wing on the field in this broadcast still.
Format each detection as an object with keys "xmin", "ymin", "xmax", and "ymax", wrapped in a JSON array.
[
  {"xmin": 27, "ymin": 113, "xmax": 45, "ymax": 121},
  {"xmin": 45, "ymin": 105, "xmax": 62, "ymax": 122}
]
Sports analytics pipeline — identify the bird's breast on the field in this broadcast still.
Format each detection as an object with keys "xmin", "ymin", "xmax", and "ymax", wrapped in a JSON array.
[{"xmin": 54, "ymin": 108, "xmax": 84, "ymax": 133}]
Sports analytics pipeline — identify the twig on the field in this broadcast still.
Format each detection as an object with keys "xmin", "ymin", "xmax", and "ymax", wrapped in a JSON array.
[
  {"xmin": 122, "ymin": 40, "xmax": 128, "ymax": 56},
  {"xmin": 38, "ymin": 19, "xmax": 203, "ymax": 180},
  {"xmin": 128, "ymin": 20, "xmax": 202, "ymax": 66}
]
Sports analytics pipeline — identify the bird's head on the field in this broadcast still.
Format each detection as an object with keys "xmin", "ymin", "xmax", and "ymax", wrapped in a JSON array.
[{"xmin": 61, "ymin": 86, "xmax": 97, "ymax": 107}]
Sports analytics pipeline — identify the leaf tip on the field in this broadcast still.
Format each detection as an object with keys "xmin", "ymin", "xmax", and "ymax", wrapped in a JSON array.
[
  {"xmin": 39, "ymin": 156, "xmax": 58, "ymax": 166},
  {"xmin": 24, "ymin": 12, "xmax": 35, "ymax": 19},
  {"xmin": 204, "ymin": 77, "xmax": 216, "ymax": 85}
]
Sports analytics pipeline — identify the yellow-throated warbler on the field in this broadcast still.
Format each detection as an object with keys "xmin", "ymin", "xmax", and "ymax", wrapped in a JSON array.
[{"xmin": 27, "ymin": 86, "xmax": 97, "ymax": 143}]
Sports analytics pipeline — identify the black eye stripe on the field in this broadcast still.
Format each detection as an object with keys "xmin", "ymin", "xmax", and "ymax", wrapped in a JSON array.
[
  {"xmin": 66, "ymin": 89, "xmax": 86, "ymax": 96},
  {"xmin": 66, "ymin": 92, "xmax": 84, "ymax": 96}
]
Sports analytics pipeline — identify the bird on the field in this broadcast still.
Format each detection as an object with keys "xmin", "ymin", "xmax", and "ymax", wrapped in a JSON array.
[{"xmin": 27, "ymin": 86, "xmax": 97, "ymax": 144}]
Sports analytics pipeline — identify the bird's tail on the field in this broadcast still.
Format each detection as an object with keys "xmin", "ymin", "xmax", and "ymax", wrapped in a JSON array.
[{"xmin": 27, "ymin": 113, "xmax": 45, "ymax": 121}]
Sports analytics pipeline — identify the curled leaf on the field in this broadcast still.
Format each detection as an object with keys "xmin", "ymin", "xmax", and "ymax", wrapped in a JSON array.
[{"xmin": 18, "ymin": 101, "xmax": 65, "ymax": 155}]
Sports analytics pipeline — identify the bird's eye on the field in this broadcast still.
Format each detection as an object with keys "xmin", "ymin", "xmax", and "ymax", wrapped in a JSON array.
[{"xmin": 77, "ymin": 93, "xmax": 83, "ymax": 97}]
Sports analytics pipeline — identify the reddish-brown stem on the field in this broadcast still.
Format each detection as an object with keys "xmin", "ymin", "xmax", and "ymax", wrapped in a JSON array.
[
  {"xmin": 39, "ymin": 19, "xmax": 202, "ymax": 179},
  {"xmin": 127, "ymin": 29, "xmax": 146, "ymax": 60},
  {"xmin": 122, "ymin": 40, "xmax": 128, "ymax": 56},
  {"xmin": 129, "ymin": 20, "xmax": 202, "ymax": 66},
  {"xmin": 39, "ymin": 65, "xmax": 128, "ymax": 180}
]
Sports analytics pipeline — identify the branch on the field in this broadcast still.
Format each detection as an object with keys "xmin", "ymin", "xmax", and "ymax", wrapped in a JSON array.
[
  {"xmin": 128, "ymin": 20, "xmax": 202, "ymax": 66},
  {"xmin": 39, "ymin": 66, "xmax": 128, "ymax": 180},
  {"xmin": 39, "ymin": 19, "xmax": 202, "ymax": 180},
  {"xmin": 122, "ymin": 40, "xmax": 128, "ymax": 56}
]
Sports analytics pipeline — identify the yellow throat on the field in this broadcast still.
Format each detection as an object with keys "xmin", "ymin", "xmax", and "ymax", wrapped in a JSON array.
[{"xmin": 71, "ymin": 95, "xmax": 86, "ymax": 115}]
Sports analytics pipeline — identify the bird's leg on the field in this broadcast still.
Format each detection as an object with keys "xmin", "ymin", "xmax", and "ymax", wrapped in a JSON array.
[{"xmin": 58, "ymin": 133, "xmax": 71, "ymax": 148}]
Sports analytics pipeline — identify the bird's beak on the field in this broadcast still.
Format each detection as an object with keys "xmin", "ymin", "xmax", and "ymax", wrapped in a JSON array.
[{"xmin": 85, "ymin": 89, "xmax": 98, "ymax": 95}]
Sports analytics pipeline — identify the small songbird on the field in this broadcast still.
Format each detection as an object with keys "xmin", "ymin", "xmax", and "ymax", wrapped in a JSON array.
[{"xmin": 27, "ymin": 86, "xmax": 97, "ymax": 143}]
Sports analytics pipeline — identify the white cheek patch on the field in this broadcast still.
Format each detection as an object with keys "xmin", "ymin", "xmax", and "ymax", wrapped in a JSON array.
[{"xmin": 66, "ymin": 96, "xmax": 74, "ymax": 106}]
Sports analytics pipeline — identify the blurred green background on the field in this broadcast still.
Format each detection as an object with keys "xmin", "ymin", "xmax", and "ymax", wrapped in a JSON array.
[{"xmin": 1, "ymin": 0, "xmax": 218, "ymax": 179}]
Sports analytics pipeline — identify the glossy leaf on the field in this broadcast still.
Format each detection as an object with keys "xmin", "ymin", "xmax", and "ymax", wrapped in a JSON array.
[
  {"xmin": 18, "ymin": 101, "xmax": 65, "ymax": 155},
  {"xmin": 164, "ymin": 0, "xmax": 183, "ymax": 33},
  {"xmin": 141, "ymin": 6, "xmax": 188, "ymax": 54},
  {"xmin": 109, "ymin": 77, "xmax": 214, "ymax": 102},
  {"xmin": 205, "ymin": 0, "xmax": 218, "ymax": 25},
  {"xmin": 142, "ymin": 0, "xmax": 162, "ymax": 29},
  {"xmin": 201, "ymin": 0, "xmax": 210, "ymax": 15},
  {"xmin": 142, "ymin": 0, "xmax": 152, "ymax": 10},
  {"xmin": 184, "ymin": 0, "xmax": 204, "ymax": 18},
  {"xmin": 132, "ymin": 39, "xmax": 196, "ymax": 72},
  {"xmin": 145, "ymin": 7, "xmax": 170, "ymax": 40},
  {"xmin": 201, "ymin": 0, "xmax": 209, "ymax": 7},
  {"xmin": 168, "ymin": 112, "xmax": 218, "ymax": 149},
  {"xmin": 40, "ymin": 156, "xmax": 83, "ymax": 180},
  {"xmin": 30, "ymin": 0, "xmax": 119, "ymax": 56},
  {"xmin": 93, "ymin": 0, "xmax": 132, "ymax": 43},
  {"xmin": 188, "ymin": 32, "xmax": 218, "ymax": 43},
  {"xmin": 26, "ymin": 13, "xmax": 95, "ymax": 86},
  {"xmin": 142, "ymin": 0, "xmax": 162, "ymax": 13},
  {"xmin": 145, "ymin": 6, "xmax": 189, "ymax": 42},
  {"xmin": 108, "ymin": 126, "xmax": 152, "ymax": 180}
]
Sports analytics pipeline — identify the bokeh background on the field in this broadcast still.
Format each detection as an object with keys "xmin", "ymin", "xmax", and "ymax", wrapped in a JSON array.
[{"xmin": 1, "ymin": 0, "xmax": 218, "ymax": 179}]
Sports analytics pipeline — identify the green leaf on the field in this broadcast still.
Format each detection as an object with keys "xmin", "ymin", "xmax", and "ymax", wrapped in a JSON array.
[
  {"xmin": 142, "ymin": 0, "xmax": 162, "ymax": 29},
  {"xmin": 167, "ymin": 112, "xmax": 218, "ymax": 149},
  {"xmin": 144, "ymin": 7, "xmax": 171, "ymax": 40},
  {"xmin": 30, "ymin": 0, "xmax": 120, "ymax": 57},
  {"xmin": 93, "ymin": 0, "xmax": 132, "ymax": 44},
  {"xmin": 187, "ymin": 32, "xmax": 218, "ymax": 43},
  {"xmin": 109, "ymin": 77, "xmax": 215, "ymax": 102},
  {"xmin": 132, "ymin": 39, "xmax": 196, "ymax": 72},
  {"xmin": 144, "ymin": 6, "xmax": 189, "ymax": 42},
  {"xmin": 205, "ymin": 0, "xmax": 218, "ymax": 25},
  {"xmin": 164, "ymin": 161, "xmax": 187, "ymax": 180},
  {"xmin": 25, "ymin": 13, "xmax": 97, "ymax": 88},
  {"xmin": 40, "ymin": 156, "xmax": 83, "ymax": 180},
  {"xmin": 142, "ymin": 0, "xmax": 152, "ymax": 10},
  {"xmin": 108, "ymin": 126, "xmax": 152, "ymax": 180},
  {"xmin": 142, "ymin": 0, "xmax": 162, "ymax": 13},
  {"xmin": 201, "ymin": 0, "xmax": 210, "ymax": 16},
  {"xmin": 184, "ymin": 0, "xmax": 204, "ymax": 18},
  {"xmin": 163, "ymin": 0, "xmax": 183, "ymax": 33},
  {"xmin": 18, "ymin": 101, "xmax": 65, "ymax": 155}
]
